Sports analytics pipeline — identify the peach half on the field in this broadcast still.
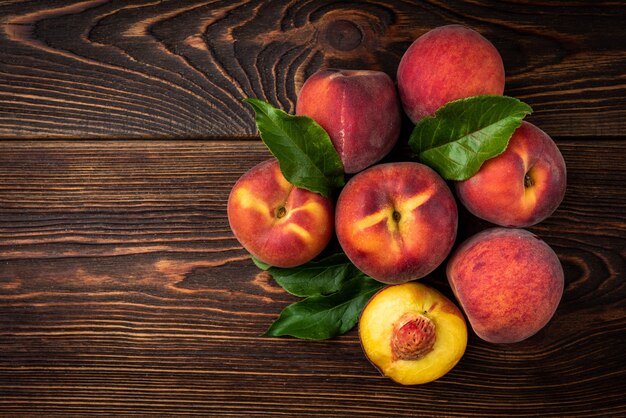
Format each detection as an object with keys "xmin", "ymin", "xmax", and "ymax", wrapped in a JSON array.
[
  {"xmin": 447, "ymin": 228, "xmax": 564, "ymax": 343},
  {"xmin": 335, "ymin": 162, "xmax": 458, "ymax": 284},
  {"xmin": 397, "ymin": 25, "xmax": 505, "ymax": 122},
  {"xmin": 296, "ymin": 68, "xmax": 401, "ymax": 173},
  {"xmin": 359, "ymin": 282, "xmax": 468, "ymax": 385},
  {"xmin": 227, "ymin": 159, "xmax": 334, "ymax": 268},
  {"xmin": 456, "ymin": 121, "xmax": 567, "ymax": 227}
]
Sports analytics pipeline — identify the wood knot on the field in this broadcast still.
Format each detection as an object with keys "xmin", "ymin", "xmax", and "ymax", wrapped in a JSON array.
[{"xmin": 323, "ymin": 19, "xmax": 363, "ymax": 51}]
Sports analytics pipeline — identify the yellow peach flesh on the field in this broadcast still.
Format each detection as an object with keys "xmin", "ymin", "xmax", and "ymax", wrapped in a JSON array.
[{"xmin": 359, "ymin": 282, "xmax": 467, "ymax": 385}]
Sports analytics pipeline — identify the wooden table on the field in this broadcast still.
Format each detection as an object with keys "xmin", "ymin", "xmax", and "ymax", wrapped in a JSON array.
[{"xmin": 1, "ymin": 1, "xmax": 625, "ymax": 416}]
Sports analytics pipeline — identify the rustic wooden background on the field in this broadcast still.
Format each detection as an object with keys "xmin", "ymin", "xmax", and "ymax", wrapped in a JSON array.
[{"xmin": 1, "ymin": 1, "xmax": 625, "ymax": 416}]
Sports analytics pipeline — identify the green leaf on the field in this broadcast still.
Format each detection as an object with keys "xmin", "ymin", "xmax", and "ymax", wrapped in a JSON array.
[
  {"xmin": 250, "ymin": 255, "xmax": 271, "ymax": 271},
  {"xmin": 265, "ymin": 253, "xmax": 362, "ymax": 297},
  {"xmin": 264, "ymin": 275, "xmax": 384, "ymax": 340},
  {"xmin": 409, "ymin": 95, "xmax": 532, "ymax": 181},
  {"xmin": 243, "ymin": 98, "xmax": 345, "ymax": 198}
]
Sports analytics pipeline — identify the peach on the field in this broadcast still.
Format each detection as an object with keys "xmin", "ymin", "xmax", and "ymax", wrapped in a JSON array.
[
  {"xmin": 296, "ymin": 68, "xmax": 401, "ymax": 173},
  {"xmin": 359, "ymin": 282, "xmax": 467, "ymax": 385},
  {"xmin": 335, "ymin": 162, "xmax": 457, "ymax": 284},
  {"xmin": 456, "ymin": 121, "xmax": 567, "ymax": 227},
  {"xmin": 397, "ymin": 25, "xmax": 505, "ymax": 122},
  {"xmin": 447, "ymin": 228, "xmax": 564, "ymax": 343},
  {"xmin": 227, "ymin": 159, "xmax": 334, "ymax": 267}
]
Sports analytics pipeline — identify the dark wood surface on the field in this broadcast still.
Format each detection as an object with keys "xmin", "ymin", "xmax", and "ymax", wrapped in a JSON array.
[{"xmin": 1, "ymin": 1, "xmax": 625, "ymax": 417}]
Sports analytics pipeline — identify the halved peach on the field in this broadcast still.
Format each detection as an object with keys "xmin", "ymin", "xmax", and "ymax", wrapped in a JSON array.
[{"xmin": 359, "ymin": 282, "xmax": 467, "ymax": 385}]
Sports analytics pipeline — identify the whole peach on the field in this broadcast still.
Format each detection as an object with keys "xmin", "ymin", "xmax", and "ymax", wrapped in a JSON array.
[
  {"xmin": 227, "ymin": 159, "xmax": 334, "ymax": 267},
  {"xmin": 447, "ymin": 228, "xmax": 564, "ymax": 343},
  {"xmin": 456, "ymin": 121, "xmax": 567, "ymax": 227},
  {"xmin": 296, "ymin": 69, "xmax": 401, "ymax": 173},
  {"xmin": 397, "ymin": 25, "xmax": 505, "ymax": 122},
  {"xmin": 335, "ymin": 162, "xmax": 457, "ymax": 284}
]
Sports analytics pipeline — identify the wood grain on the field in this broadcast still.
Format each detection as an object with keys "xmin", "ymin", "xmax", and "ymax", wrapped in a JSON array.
[
  {"xmin": 1, "ymin": 1, "xmax": 625, "ymax": 416},
  {"xmin": 1, "ymin": 140, "xmax": 624, "ymax": 416},
  {"xmin": 1, "ymin": 0, "xmax": 625, "ymax": 139}
]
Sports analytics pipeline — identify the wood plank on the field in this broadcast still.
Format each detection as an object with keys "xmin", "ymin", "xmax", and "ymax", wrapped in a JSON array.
[
  {"xmin": 0, "ymin": 140, "xmax": 624, "ymax": 416},
  {"xmin": 1, "ymin": 1, "xmax": 625, "ymax": 139}
]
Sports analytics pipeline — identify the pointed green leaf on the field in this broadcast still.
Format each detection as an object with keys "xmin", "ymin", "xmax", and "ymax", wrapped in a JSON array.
[
  {"xmin": 409, "ymin": 95, "xmax": 532, "ymax": 181},
  {"xmin": 250, "ymin": 255, "xmax": 271, "ymax": 271},
  {"xmin": 243, "ymin": 98, "xmax": 345, "ymax": 198},
  {"xmin": 264, "ymin": 275, "xmax": 383, "ymax": 340},
  {"xmin": 265, "ymin": 253, "xmax": 364, "ymax": 297}
]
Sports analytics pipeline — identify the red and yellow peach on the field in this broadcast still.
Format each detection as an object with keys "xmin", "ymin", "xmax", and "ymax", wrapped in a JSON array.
[
  {"xmin": 456, "ymin": 121, "xmax": 567, "ymax": 227},
  {"xmin": 227, "ymin": 159, "xmax": 334, "ymax": 267},
  {"xmin": 296, "ymin": 68, "xmax": 401, "ymax": 173},
  {"xmin": 397, "ymin": 25, "xmax": 505, "ymax": 122},
  {"xmin": 447, "ymin": 227, "xmax": 564, "ymax": 343},
  {"xmin": 335, "ymin": 162, "xmax": 457, "ymax": 284}
]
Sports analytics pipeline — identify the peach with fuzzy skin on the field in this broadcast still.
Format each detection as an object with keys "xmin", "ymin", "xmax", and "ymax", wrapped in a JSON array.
[
  {"xmin": 447, "ymin": 228, "xmax": 564, "ymax": 343},
  {"xmin": 456, "ymin": 121, "xmax": 567, "ymax": 227},
  {"xmin": 227, "ymin": 159, "xmax": 334, "ymax": 268},
  {"xmin": 335, "ymin": 162, "xmax": 457, "ymax": 284},
  {"xmin": 359, "ymin": 282, "xmax": 467, "ymax": 385},
  {"xmin": 397, "ymin": 25, "xmax": 505, "ymax": 122},
  {"xmin": 296, "ymin": 68, "xmax": 401, "ymax": 173}
]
